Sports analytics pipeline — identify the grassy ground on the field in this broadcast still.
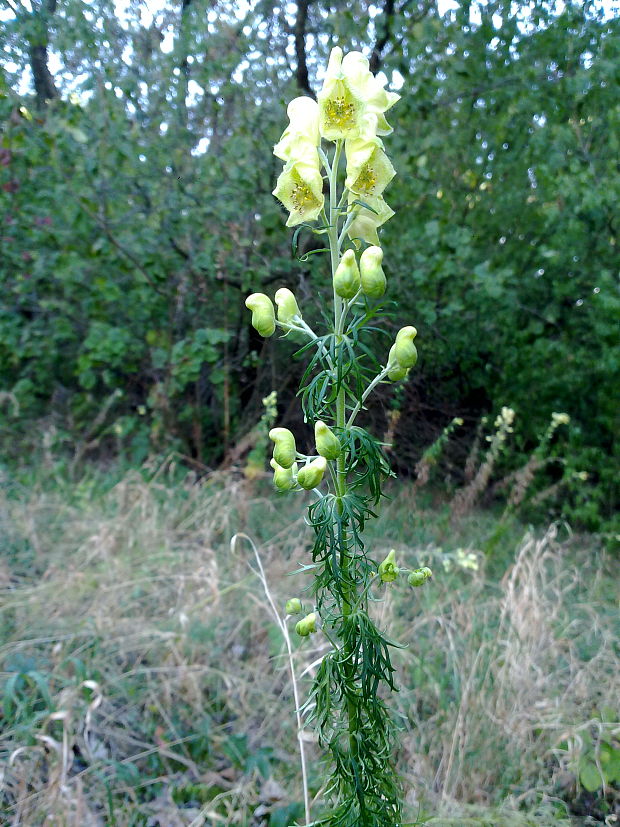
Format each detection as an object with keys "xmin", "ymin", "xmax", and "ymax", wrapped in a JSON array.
[{"xmin": 0, "ymin": 456, "xmax": 618, "ymax": 826}]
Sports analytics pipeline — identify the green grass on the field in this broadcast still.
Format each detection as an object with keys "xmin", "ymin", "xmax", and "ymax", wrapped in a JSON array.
[{"xmin": 0, "ymin": 456, "xmax": 618, "ymax": 825}]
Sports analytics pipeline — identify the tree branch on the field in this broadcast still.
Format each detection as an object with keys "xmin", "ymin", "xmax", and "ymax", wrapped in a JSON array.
[
  {"xmin": 294, "ymin": 0, "xmax": 314, "ymax": 97},
  {"xmin": 370, "ymin": 0, "xmax": 396, "ymax": 74}
]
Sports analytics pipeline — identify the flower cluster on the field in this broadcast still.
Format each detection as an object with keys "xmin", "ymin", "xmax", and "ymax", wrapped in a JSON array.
[{"xmin": 272, "ymin": 47, "xmax": 399, "ymax": 241}]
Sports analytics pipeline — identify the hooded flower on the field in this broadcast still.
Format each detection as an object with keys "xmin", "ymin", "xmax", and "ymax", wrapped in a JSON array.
[
  {"xmin": 318, "ymin": 48, "xmax": 400, "ymax": 141},
  {"xmin": 347, "ymin": 193, "xmax": 395, "ymax": 246},
  {"xmin": 273, "ymin": 160, "xmax": 325, "ymax": 227},
  {"xmin": 345, "ymin": 134, "xmax": 396, "ymax": 198},
  {"xmin": 274, "ymin": 96, "xmax": 320, "ymax": 163}
]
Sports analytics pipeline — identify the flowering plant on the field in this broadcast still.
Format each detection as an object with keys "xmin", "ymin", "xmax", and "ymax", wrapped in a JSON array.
[{"xmin": 245, "ymin": 47, "xmax": 431, "ymax": 826}]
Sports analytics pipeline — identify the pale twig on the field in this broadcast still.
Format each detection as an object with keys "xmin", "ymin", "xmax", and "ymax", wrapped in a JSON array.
[{"xmin": 230, "ymin": 532, "xmax": 311, "ymax": 825}]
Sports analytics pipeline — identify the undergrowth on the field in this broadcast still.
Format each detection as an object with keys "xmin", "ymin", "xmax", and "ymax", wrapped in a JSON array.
[{"xmin": 0, "ymin": 456, "xmax": 618, "ymax": 825}]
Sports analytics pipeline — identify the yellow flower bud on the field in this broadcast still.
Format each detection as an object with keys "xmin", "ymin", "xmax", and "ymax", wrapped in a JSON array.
[
  {"xmin": 297, "ymin": 456, "xmax": 327, "ymax": 490},
  {"xmin": 285, "ymin": 598, "xmax": 303, "ymax": 615},
  {"xmin": 408, "ymin": 567, "xmax": 432, "ymax": 587},
  {"xmin": 394, "ymin": 326, "xmax": 418, "ymax": 369},
  {"xmin": 245, "ymin": 293, "xmax": 276, "ymax": 337},
  {"xmin": 359, "ymin": 245, "xmax": 387, "ymax": 298},
  {"xmin": 386, "ymin": 344, "xmax": 409, "ymax": 381},
  {"xmin": 333, "ymin": 249, "xmax": 361, "ymax": 299},
  {"xmin": 314, "ymin": 420, "xmax": 340, "ymax": 461},
  {"xmin": 275, "ymin": 287, "xmax": 301, "ymax": 325},
  {"xmin": 269, "ymin": 427, "xmax": 297, "ymax": 469},
  {"xmin": 270, "ymin": 458, "xmax": 298, "ymax": 490},
  {"xmin": 295, "ymin": 612, "xmax": 317, "ymax": 637},
  {"xmin": 378, "ymin": 549, "xmax": 399, "ymax": 582}
]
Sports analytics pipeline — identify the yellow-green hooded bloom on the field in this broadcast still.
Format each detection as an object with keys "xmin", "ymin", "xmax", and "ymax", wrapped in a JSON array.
[
  {"xmin": 269, "ymin": 427, "xmax": 297, "ymax": 469},
  {"xmin": 297, "ymin": 456, "xmax": 327, "ymax": 490},
  {"xmin": 295, "ymin": 612, "xmax": 317, "ymax": 637},
  {"xmin": 345, "ymin": 134, "xmax": 396, "ymax": 199},
  {"xmin": 347, "ymin": 193, "xmax": 395, "ymax": 246},
  {"xmin": 315, "ymin": 420, "xmax": 341, "ymax": 461},
  {"xmin": 333, "ymin": 249, "xmax": 361, "ymax": 299},
  {"xmin": 378, "ymin": 549, "xmax": 399, "ymax": 583},
  {"xmin": 273, "ymin": 96, "xmax": 320, "ymax": 163},
  {"xmin": 394, "ymin": 326, "xmax": 418, "ymax": 369},
  {"xmin": 273, "ymin": 160, "xmax": 325, "ymax": 227},
  {"xmin": 274, "ymin": 287, "xmax": 301, "ymax": 325},
  {"xmin": 245, "ymin": 293, "xmax": 276, "ymax": 337},
  {"xmin": 318, "ymin": 48, "xmax": 400, "ymax": 141},
  {"xmin": 270, "ymin": 458, "xmax": 298, "ymax": 491},
  {"xmin": 359, "ymin": 245, "xmax": 387, "ymax": 298}
]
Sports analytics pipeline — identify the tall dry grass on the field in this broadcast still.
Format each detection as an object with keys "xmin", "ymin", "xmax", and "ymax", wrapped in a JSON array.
[{"xmin": 0, "ymin": 459, "xmax": 618, "ymax": 825}]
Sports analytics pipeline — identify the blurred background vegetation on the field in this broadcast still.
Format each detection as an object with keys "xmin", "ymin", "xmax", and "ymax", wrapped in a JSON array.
[
  {"xmin": 0, "ymin": 0, "xmax": 618, "ymax": 537},
  {"xmin": 1, "ymin": 0, "xmax": 619, "ymax": 824}
]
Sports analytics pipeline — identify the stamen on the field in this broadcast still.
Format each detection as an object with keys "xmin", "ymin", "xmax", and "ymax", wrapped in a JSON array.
[{"xmin": 325, "ymin": 96, "xmax": 356, "ymax": 129}]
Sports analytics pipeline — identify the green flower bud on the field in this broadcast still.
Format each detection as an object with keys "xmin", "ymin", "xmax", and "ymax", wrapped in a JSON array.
[
  {"xmin": 386, "ymin": 345, "xmax": 409, "ymax": 381},
  {"xmin": 394, "ymin": 326, "xmax": 418, "ymax": 369},
  {"xmin": 359, "ymin": 245, "xmax": 387, "ymax": 299},
  {"xmin": 269, "ymin": 427, "xmax": 297, "ymax": 469},
  {"xmin": 274, "ymin": 287, "xmax": 301, "ymax": 325},
  {"xmin": 314, "ymin": 420, "xmax": 340, "ymax": 461},
  {"xmin": 285, "ymin": 598, "xmax": 302, "ymax": 615},
  {"xmin": 245, "ymin": 293, "xmax": 276, "ymax": 337},
  {"xmin": 378, "ymin": 549, "xmax": 399, "ymax": 583},
  {"xmin": 408, "ymin": 566, "xmax": 432, "ymax": 587},
  {"xmin": 296, "ymin": 456, "xmax": 327, "ymax": 490},
  {"xmin": 270, "ymin": 458, "xmax": 298, "ymax": 491},
  {"xmin": 295, "ymin": 612, "xmax": 317, "ymax": 636},
  {"xmin": 333, "ymin": 249, "xmax": 361, "ymax": 299}
]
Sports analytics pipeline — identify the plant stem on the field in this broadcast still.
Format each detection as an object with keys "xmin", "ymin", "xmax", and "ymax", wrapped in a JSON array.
[{"xmin": 327, "ymin": 140, "xmax": 360, "ymax": 763}]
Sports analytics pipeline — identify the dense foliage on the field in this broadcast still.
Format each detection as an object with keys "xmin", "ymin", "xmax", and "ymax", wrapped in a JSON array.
[{"xmin": 0, "ymin": 0, "xmax": 618, "ymax": 535}]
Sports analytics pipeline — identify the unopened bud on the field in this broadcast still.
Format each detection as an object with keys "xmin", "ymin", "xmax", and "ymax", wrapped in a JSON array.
[
  {"xmin": 245, "ymin": 293, "xmax": 276, "ymax": 337},
  {"xmin": 269, "ymin": 427, "xmax": 297, "ymax": 469},
  {"xmin": 295, "ymin": 612, "xmax": 317, "ymax": 636},
  {"xmin": 408, "ymin": 566, "xmax": 432, "ymax": 587},
  {"xmin": 285, "ymin": 598, "xmax": 302, "ymax": 615},
  {"xmin": 314, "ymin": 420, "xmax": 340, "ymax": 461},
  {"xmin": 275, "ymin": 287, "xmax": 301, "ymax": 325},
  {"xmin": 387, "ymin": 345, "xmax": 409, "ymax": 381},
  {"xmin": 297, "ymin": 456, "xmax": 327, "ymax": 490},
  {"xmin": 378, "ymin": 549, "xmax": 399, "ymax": 583},
  {"xmin": 394, "ymin": 326, "xmax": 418, "ymax": 369},
  {"xmin": 333, "ymin": 249, "xmax": 361, "ymax": 299},
  {"xmin": 270, "ymin": 458, "xmax": 297, "ymax": 491},
  {"xmin": 360, "ymin": 246, "xmax": 386, "ymax": 299}
]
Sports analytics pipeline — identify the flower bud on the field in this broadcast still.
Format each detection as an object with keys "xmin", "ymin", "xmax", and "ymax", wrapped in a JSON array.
[
  {"xmin": 314, "ymin": 420, "xmax": 340, "ymax": 461},
  {"xmin": 386, "ymin": 345, "xmax": 409, "ymax": 381},
  {"xmin": 274, "ymin": 287, "xmax": 301, "ymax": 325},
  {"xmin": 270, "ymin": 458, "xmax": 298, "ymax": 491},
  {"xmin": 378, "ymin": 549, "xmax": 399, "ymax": 583},
  {"xmin": 285, "ymin": 598, "xmax": 302, "ymax": 615},
  {"xmin": 295, "ymin": 612, "xmax": 317, "ymax": 636},
  {"xmin": 360, "ymin": 246, "xmax": 387, "ymax": 299},
  {"xmin": 245, "ymin": 293, "xmax": 276, "ymax": 337},
  {"xmin": 408, "ymin": 566, "xmax": 432, "ymax": 587},
  {"xmin": 269, "ymin": 427, "xmax": 297, "ymax": 469},
  {"xmin": 297, "ymin": 456, "xmax": 327, "ymax": 490},
  {"xmin": 394, "ymin": 326, "xmax": 418, "ymax": 369},
  {"xmin": 333, "ymin": 249, "xmax": 361, "ymax": 299}
]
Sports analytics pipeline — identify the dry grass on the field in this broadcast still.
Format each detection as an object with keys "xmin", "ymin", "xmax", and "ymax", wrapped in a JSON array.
[{"xmin": 0, "ymin": 458, "xmax": 618, "ymax": 825}]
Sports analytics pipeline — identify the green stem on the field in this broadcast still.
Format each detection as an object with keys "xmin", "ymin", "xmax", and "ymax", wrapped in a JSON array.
[{"xmin": 327, "ymin": 140, "xmax": 360, "ymax": 762}]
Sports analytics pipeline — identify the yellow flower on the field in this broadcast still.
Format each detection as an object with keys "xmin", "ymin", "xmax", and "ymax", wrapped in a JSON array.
[
  {"xmin": 333, "ymin": 249, "xmax": 361, "ymax": 299},
  {"xmin": 275, "ymin": 288, "xmax": 301, "ymax": 324},
  {"xmin": 273, "ymin": 160, "xmax": 325, "ymax": 227},
  {"xmin": 297, "ymin": 457, "xmax": 327, "ymax": 490},
  {"xmin": 274, "ymin": 96, "xmax": 320, "ymax": 163},
  {"xmin": 359, "ymin": 245, "xmax": 387, "ymax": 298},
  {"xmin": 378, "ymin": 549, "xmax": 399, "ymax": 583},
  {"xmin": 345, "ymin": 134, "xmax": 396, "ymax": 198},
  {"xmin": 318, "ymin": 48, "xmax": 400, "ymax": 141},
  {"xmin": 347, "ymin": 193, "xmax": 395, "ymax": 246},
  {"xmin": 245, "ymin": 293, "xmax": 276, "ymax": 337},
  {"xmin": 269, "ymin": 427, "xmax": 297, "ymax": 469}
]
